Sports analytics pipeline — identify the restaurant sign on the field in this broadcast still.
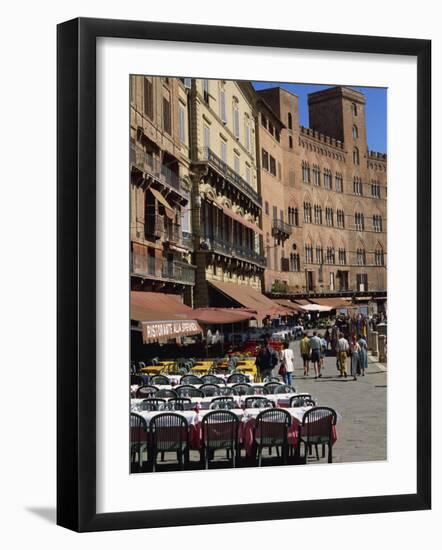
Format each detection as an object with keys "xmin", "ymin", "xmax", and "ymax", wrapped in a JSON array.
[{"xmin": 141, "ymin": 319, "xmax": 202, "ymax": 343}]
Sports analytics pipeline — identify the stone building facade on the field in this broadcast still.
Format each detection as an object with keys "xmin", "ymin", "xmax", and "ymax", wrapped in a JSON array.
[
  {"xmin": 189, "ymin": 79, "xmax": 265, "ymax": 308},
  {"xmin": 130, "ymin": 75, "xmax": 195, "ymax": 304},
  {"xmin": 257, "ymin": 85, "xmax": 387, "ymax": 297},
  {"xmin": 129, "ymin": 78, "xmax": 387, "ymax": 305}
]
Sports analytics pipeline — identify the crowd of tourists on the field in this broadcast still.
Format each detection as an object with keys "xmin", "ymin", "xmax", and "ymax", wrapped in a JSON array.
[{"xmin": 254, "ymin": 330, "xmax": 369, "ymax": 384}]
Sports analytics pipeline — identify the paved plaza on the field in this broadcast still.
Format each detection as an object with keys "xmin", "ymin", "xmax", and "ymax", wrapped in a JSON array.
[{"xmin": 286, "ymin": 338, "xmax": 387, "ymax": 464}]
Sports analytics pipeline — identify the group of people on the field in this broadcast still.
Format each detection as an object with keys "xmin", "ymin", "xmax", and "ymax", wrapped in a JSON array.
[
  {"xmin": 255, "ymin": 331, "xmax": 369, "ymax": 386},
  {"xmin": 335, "ymin": 333, "xmax": 369, "ymax": 380}
]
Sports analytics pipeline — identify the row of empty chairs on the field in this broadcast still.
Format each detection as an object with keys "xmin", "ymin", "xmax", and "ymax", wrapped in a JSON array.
[
  {"xmin": 135, "ymin": 381, "xmax": 297, "ymax": 399},
  {"xmin": 131, "ymin": 372, "xmax": 253, "ymax": 386},
  {"xmin": 131, "ymin": 406, "xmax": 336, "ymax": 471},
  {"xmin": 135, "ymin": 394, "xmax": 315, "ymax": 411}
]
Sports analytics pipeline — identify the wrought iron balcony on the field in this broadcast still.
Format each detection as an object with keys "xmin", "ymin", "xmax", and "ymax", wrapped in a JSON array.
[
  {"xmin": 207, "ymin": 236, "xmax": 266, "ymax": 268},
  {"xmin": 131, "ymin": 254, "xmax": 196, "ymax": 285},
  {"xmin": 271, "ymin": 219, "xmax": 292, "ymax": 240},
  {"xmin": 199, "ymin": 147, "xmax": 262, "ymax": 207},
  {"xmin": 130, "ymin": 143, "xmax": 181, "ymax": 192},
  {"xmin": 162, "ymin": 261, "xmax": 196, "ymax": 285}
]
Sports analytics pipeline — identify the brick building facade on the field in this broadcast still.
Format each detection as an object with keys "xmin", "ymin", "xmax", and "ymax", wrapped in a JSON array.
[
  {"xmin": 129, "ymin": 78, "xmax": 387, "ymax": 305},
  {"xmin": 257, "ymin": 85, "xmax": 387, "ymax": 297}
]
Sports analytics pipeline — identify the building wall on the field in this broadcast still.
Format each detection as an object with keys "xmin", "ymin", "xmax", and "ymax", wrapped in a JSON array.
[
  {"xmin": 190, "ymin": 79, "xmax": 264, "ymax": 307},
  {"xmin": 258, "ymin": 85, "xmax": 387, "ymax": 296},
  {"xmin": 129, "ymin": 76, "xmax": 195, "ymax": 301}
]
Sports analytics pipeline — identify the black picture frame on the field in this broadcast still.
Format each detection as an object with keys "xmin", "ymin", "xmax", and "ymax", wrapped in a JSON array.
[{"xmin": 57, "ymin": 17, "xmax": 431, "ymax": 532}]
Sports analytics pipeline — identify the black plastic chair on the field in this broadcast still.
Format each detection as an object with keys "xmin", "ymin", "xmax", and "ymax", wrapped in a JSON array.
[
  {"xmin": 289, "ymin": 395, "xmax": 314, "ymax": 408},
  {"xmin": 274, "ymin": 384, "xmax": 295, "ymax": 394},
  {"xmin": 180, "ymin": 374, "xmax": 203, "ymax": 385},
  {"xmin": 254, "ymin": 408, "xmax": 292, "ymax": 466},
  {"xmin": 175, "ymin": 385, "xmax": 204, "ymax": 398},
  {"xmin": 263, "ymin": 382, "xmax": 280, "ymax": 394},
  {"xmin": 150, "ymin": 374, "xmax": 170, "ymax": 386},
  {"xmin": 216, "ymin": 385, "xmax": 233, "ymax": 396},
  {"xmin": 167, "ymin": 397, "xmax": 192, "ymax": 411},
  {"xmin": 135, "ymin": 385, "xmax": 159, "ymax": 399},
  {"xmin": 298, "ymin": 407, "xmax": 337, "ymax": 463},
  {"xmin": 154, "ymin": 388, "xmax": 178, "ymax": 399},
  {"xmin": 200, "ymin": 384, "xmax": 222, "ymax": 397},
  {"xmin": 201, "ymin": 410, "xmax": 240, "ymax": 468},
  {"xmin": 209, "ymin": 397, "xmax": 235, "ymax": 410},
  {"xmin": 201, "ymin": 374, "xmax": 226, "ymax": 385},
  {"xmin": 148, "ymin": 413, "xmax": 189, "ymax": 471},
  {"xmin": 130, "ymin": 412, "xmax": 148, "ymax": 471},
  {"xmin": 231, "ymin": 383, "xmax": 254, "ymax": 396},
  {"xmin": 251, "ymin": 385, "xmax": 269, "ymax": 395},
  {"xmin": 227, "ymin": 373, "xmax": 248, "ymax": 384},
  {"xmin": 139, "ymin": 398, "xmax": 166, "ymax": 411},
  {"xmin": 244, "ymin": 397, "xmax": 274, "ymax": 409}
]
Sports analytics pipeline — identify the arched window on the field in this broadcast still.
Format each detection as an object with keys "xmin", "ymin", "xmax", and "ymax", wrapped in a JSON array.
[
  {"xmin": 288, "ymin": 112, "xmax": 293, "ymax": 129},
  {"xmin": 352, "ymin": 125, "xmax": 358, "ymax": 139},
  {"xmin": 375, "ymin": 246, "xmax": 385, "ymax": 266},
  {"xmin": 357, "ymin": 248, "xmax": 366, "ymax": 266},
  {"xmin": 353, "ymin": 147, "xmax": 360, "ymax": 165},
  {"xmin": 355, "ymin": 212, "xmax": 365, "ymax": 231},
  {"xmin": 351, "ymin": 102, "xmax": 357, "ymax": 116}
]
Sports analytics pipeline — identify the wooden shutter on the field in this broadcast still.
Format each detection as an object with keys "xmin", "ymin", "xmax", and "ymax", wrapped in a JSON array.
[
  {"xmin": 163, "ymin": 97, "xmax": 171, "ymax": 135},
  {"xmin": 144, "ymin": 79, "xmax": 153, "ymax": 119}
]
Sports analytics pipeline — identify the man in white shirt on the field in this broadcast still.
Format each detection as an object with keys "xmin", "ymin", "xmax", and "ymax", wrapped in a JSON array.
[
  {"xmin": 336, "ymin": 333, "xmax": 349, "ymax": 377},
  {"xmin": 280, "ymin": 341, "xmax": 295, "ymax": 387}
]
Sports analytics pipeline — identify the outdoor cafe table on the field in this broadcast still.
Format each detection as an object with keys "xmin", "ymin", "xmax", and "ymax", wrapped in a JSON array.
[{"xmin": 133, "ymin": 406, "xmax": 338, "ymax": 457}]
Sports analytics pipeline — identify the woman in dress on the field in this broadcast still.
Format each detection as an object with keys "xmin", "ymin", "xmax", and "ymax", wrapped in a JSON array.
[
  {"xmin": 358, "ymin": 333, "xmax": 368, "ymax": 376},
  {"xmin": 350, "ymin": 335, "xmax": 361, "ymax": 381}
]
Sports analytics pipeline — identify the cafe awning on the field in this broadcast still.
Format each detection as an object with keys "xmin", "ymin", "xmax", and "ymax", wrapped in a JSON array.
[
  {"xmin": 131, "ymin": 291, "xmax": 202, "ymax": 343},
  {"xmin": 192, "ymin": 307, "xmax": 258, "ymax": 325},
  {"xmin": 272, "ymin": 299, "xmax": 303, "ymax": 312},
  {"xmin": 149, "ymin": 187, "xmax": 175, "ymax": 219},
  {"xmin": 310, "ymin": 297, "xmax": 352, "ymax": 309},
  {"xmin": 209, "ymin": 280, "xmax": 293, "ymax": 319},
  {"xmin": 299, "ymin": 303, "xmax": 332, "ymax": 312}
]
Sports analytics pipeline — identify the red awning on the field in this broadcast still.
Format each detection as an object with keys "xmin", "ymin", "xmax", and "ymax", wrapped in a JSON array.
[
  {"xmin": 310, "ymin": 297, "xmax": 352, "ymax": 309},
  {"xmin": 208, "ymin": 280, "xmax": 293, "ymax": 320},
  {"xmin": 131, "ymin": 291, "xmax": 202, "ymax": 343},
  {"xmin": 272, "ymin": 299, "xmax": 303, "ymax": 312},
  {"xmin": 192, "ymin": 307, "xmax": 258, "ymax": 325}
]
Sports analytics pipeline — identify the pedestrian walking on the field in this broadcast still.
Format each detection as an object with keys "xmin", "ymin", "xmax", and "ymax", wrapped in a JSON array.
[
  {"xmin": 358, "ymin": 334, "xmax": 368, "ymax": 376},
  {"xmin": 279, "ymin": 341, "xmax": 295, "ymax": 387},
  {"xmin": 320, "ymin": 334, "xmax": 327, "ymax": 373},
  {"xmin": 300, "ymin": 333, "xmax": 311, "ymax": 376},
  {"xmin": 324, "ymin": 328, "xmax": 331, "ymax": 350},
  {"xmin": 255, "ymin": 337, "xmax": 278, "ymax": 382},
  {"xmin": 350, "ymin": 335, "xmax": 361, "ymax": 380},
  {"xmin": 310, "ymin": 331, "xmax": 322, "ymax": 379},
  {"xmin": 336, "ymin": 332, "xmax": 349, "ymax": 377}
]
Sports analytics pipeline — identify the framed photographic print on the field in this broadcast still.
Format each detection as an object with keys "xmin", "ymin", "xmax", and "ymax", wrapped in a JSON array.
[{"xmin": 57, "ymin": 17, "xmax": 431, "ymax": 532}]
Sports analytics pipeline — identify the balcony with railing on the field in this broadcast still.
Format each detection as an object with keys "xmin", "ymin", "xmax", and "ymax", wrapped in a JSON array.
[
  {"xmin": 130, "ymin": 142, "xmax": 181, "ymax": 193},
  {"xmin": 131, "ymin": 254, "xmax": 196, "ymax": 285},
  {"xmin": 198, "ymin": 147, "xmax": 261, "ymax": 207},
  {"xmin": 206, "ymin": 235, "xmax": 266, "ymax": 268},
  {"xmin": 271, "ymin": 218, "xmax": 292, "ymax": 241},
  {"xmin": 162, "ymin": 261, "xmax": 196, "ymax": 285}
]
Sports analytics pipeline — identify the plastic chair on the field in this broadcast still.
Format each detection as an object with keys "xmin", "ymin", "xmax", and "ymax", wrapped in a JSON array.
[
  {"xmin": 201, "ymin": 410, "xmax": 239, "ymax": 468},
  {"xmin": 254, "ymin": 408, "xmax": 291, "ymax": 466},
  {"xmin": 298, "ymin": 407, "xmax": 337, "ymax": 463},
  {"xmin": 148, "ymin": 413, "xmax": 189, "ymax": 471}
]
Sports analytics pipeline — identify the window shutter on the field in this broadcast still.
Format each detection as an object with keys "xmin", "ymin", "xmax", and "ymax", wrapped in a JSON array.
[
  {"xmin": 220, "ymin": 90, "xmax": 226, "ymax": 122},
  {"xmin": 144, "ymin": 79, "xmax": 153, "ymax": 119}
]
